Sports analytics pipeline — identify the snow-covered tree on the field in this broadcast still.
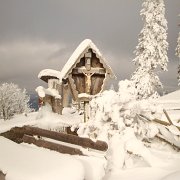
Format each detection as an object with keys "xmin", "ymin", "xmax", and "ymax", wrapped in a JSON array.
[
  {"xmin": 131, "ymin": 0, "xmax": 168, "ymax": 99},
  {"xmin": 132, "ymin": 68, "xmax": 161, "ymax": 99},
  {"xmin": 176, "ymin": 20, "xmax": 180, "ymax": 85},
  {"xmin": 0, "ymin": 83, "xmax": 31, "ymax": 120},
  {"xmin": 176, "ymin": 32, "xmax": 180, "ymax": 59}
]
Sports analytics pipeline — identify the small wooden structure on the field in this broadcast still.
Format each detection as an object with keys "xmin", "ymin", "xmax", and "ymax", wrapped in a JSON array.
[{"xmin": 37, "ymin": 39, "xmax": 115, "ymax": 121}]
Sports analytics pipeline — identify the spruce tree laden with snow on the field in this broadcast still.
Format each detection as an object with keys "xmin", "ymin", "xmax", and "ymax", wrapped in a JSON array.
[
  {"xmin": 176, "ymin": 25, "xmax": 180, "ymax": 85},
  {"xmin": 131, "ymin": 0, "xmax": 168, "ymax": 99},
  {"xmin": 0, "ymin": 83, "xmax": 31, "ymax": 120}
]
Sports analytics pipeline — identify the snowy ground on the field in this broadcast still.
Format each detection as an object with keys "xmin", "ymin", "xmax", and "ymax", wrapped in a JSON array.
[
  {"xmin": 0, "ymin": 136, "xmax": 107, "ymax": 180},
  {"xmin": 0, "ymin": 133, "xmax": 180, "ymax": 180},
  {"xmin": 0, "ymin": 103, "xmax": 180, "ymax": 179},
  {"xmin": 0, "ymin": 106, "xmax": 83, "ymax": 134}
]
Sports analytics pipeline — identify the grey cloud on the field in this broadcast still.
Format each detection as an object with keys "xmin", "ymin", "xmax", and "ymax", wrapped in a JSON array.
[{"xmin": 0, "ymin": 0, "xmax": 179, "ymax": 93}]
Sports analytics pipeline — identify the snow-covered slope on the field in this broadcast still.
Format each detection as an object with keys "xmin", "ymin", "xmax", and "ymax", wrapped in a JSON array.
[
  {"xmin": 156, "ymin": 90, "xmax": 180, "ymax": 110},
  {"xmin": 0, "ymin": 136, "xmax": 84, "ymax": 180}
]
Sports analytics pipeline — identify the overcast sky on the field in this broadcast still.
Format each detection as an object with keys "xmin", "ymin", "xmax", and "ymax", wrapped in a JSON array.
[{"xmin": 0, "ymin": 0, "xmax": 179, "ymax": 94}]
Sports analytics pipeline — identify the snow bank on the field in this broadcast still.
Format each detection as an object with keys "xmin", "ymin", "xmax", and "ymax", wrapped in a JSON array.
[
  {"xmin": 36, "ymin": 104, "xmax": 83, "ymax": 130},
  {"xmin": 162, "ymin": 171, "xmax": 180, "ymax": 180},
  {"xmin": 0, "ymin": 113, "xmax": 37, "ymax": 133},
  {"xmin": 0, "ymin": 137, "xmax": 85, "ymax": 180},
  {"xmin": 77, "ymin": 156, "xmax": 106, "ymax": 180},
  {"xmin": 156, "ymin": 90, "xmax": 180, "ymax": 110}
]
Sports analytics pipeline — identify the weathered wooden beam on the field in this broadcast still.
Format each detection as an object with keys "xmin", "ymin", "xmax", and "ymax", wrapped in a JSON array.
[
  {"xmin": 0, "ymin": 170, "xmax": 6, "ymax": 180},
  {"xmin": 23, "ymin": 135, "xmax": 83, "ymax": 155},
  {"xmin": 72, "ymin": 67, "xmax": 105, "ymax": 75},
  {"xmin": 155, "ymin": 135, "xmax": 180, "ymax": 150},
  {"xmin": 23, "ymin": 126, "xmax": 108, "ymax": 151},
  {"xmin": 163, "ymin": 109, "xmax": 173, "ymax": 125},
  {"xmin": 139, "ymin": 114, "xmax": 180, "ymax": 131},
  {"xmin": 68, "ymin": 74, "xmax": 79, "ymax": 101},
  {"xmin": 0, "ymin": 126, "xmax": 26, "ymax": 143},
  {"xmin": 153, "ymin": 118, "xmax": 170, "ymax": 126}
]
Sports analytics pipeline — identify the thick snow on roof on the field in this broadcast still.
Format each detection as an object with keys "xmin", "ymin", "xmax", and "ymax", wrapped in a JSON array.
[
  {"xmin": 60, "ymin": 39, "xmax": 114, "ymax": 79},
  {"xmin": 38, "ymin": 69, "xmax": 61, "ymax": 79},
  {"xmin": 38, "ymin": 39, "xmax": 115, "ymax": 82}
]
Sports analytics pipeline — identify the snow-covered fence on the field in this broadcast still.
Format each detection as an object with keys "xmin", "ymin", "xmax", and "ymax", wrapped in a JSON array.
[{"xmin": 1, "ymin": 126, "xmax": 108, "ymax": 155}]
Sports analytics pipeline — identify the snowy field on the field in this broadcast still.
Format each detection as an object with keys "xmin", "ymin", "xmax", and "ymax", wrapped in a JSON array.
[
  {"xmin": 0, "ymin": 90, "xmax": 180, "ymax": 180},
  {"xmin": 0, "ymin": 111, "xmax": 179, "ymax": 179}
]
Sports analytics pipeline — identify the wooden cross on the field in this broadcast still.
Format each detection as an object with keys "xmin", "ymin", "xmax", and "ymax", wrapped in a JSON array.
[
  {"xmin": 71, "ymin": 50, "xmax": 106, "ymax": 122},
  {"xmin": 72, "ymin": 50, "xmax": 106, "ymax": 95}
]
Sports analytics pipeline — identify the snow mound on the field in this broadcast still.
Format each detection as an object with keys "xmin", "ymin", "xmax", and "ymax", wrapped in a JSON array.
[
  {"xmin": 156, "ymin": 90, "xmax": 180, "ymax": 110},
  {"xmin": 158, "ymin": 90, "xmax": 180, "ymax": 102},
  {"xmin": 0, "ymin": 137, "xmax": 85, "ymax": 180},
  {"xmin": 162, "ymin": 171, "xmax": 180, "ymax": 180}
]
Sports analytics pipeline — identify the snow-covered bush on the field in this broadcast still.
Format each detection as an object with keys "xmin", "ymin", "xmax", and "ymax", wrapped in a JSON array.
[
  {"xmin": 78, "ymin": 80, "xmax": 179, "ymax": 172},
  {"xmin": 131, "ymin": 0, "xmax": 168, "ymax": 99},
  {"xmin": 0, "ymin": 83, "xmax": 31, "ymax": 120}
]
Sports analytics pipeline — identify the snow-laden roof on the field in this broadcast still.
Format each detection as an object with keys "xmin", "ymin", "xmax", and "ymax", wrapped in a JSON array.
[
  {"xmin": 60, "ymin": 39, "xmax": 115, "ymax": 79},
  {"xmin": 38, "ymin": 39, "xmax": 115, "ymax": 83},
  {"xmin": 38, "ymin": 69, "xmax": 61, "ymax": 80}
]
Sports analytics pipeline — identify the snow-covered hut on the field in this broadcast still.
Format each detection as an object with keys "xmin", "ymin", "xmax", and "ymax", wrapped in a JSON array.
[{"xmin": 37, "ymin": 39, "xmax": 116, "ymax": 116}]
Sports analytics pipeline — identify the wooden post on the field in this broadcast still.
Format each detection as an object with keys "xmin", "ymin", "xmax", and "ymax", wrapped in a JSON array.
[
  {"xmin": 0, "ymin": 170, "xmax": 6, "ymax": 180},
  {"xmin": 84, "ymin": 101, "xmax": 90, "ymax": 122}
]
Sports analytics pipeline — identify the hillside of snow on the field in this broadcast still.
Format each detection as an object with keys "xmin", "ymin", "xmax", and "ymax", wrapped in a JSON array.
[{"xmin": 156, "ymin": 89, "xmax": 180, "ymax": 110}]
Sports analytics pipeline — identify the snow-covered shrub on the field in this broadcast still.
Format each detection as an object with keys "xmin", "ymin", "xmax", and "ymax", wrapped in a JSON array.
[
  {"xmin": 0, "ymin": 83, "xmax": 31, "ymax": 120},
  {"xmin": 78, "ymin": 80, "xmax": 179, "ymax": 172}
]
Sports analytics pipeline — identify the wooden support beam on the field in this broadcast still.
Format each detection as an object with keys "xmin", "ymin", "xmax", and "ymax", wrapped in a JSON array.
[
  {"xmin": 72, "ymin": 67, "xmax": 105, "ymax": 75},
  {"xmin": 163, "ymin": 109, "xmax": 173, "ymax": 125},
  {"xmin": 23, "ymin": 126, "xmax": 108, "ymax": 151},
  {"xmin": 68, "ymin": 74, "xmax": 79, "ymax": 101},
  {"xmin": 0, "ymin": 126, "xmax": 26, "ymax": 143},
  {"xmin": 0, "ymin": 170, "xmax": 6, "ymax": 180},
  {"xmin": 23, "ymin": 135, "xmax": 83, "ymax": 155}
]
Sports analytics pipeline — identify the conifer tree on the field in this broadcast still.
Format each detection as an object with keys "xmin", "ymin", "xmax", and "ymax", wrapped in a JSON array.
[
  {"xmin": 176, "ymin": 21, "xmax": 180, "ymax": 85},
  {"xmin": 131, "ymin": 0, "xmax": 168, "ymax": 99}
]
